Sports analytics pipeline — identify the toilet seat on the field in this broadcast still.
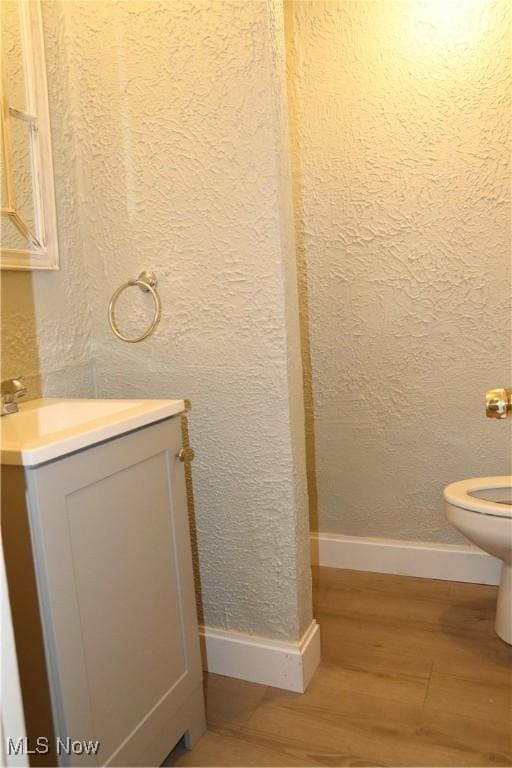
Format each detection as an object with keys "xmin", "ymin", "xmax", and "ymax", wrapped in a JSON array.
[{"xmin": 444, "ymin": 476, "xmax": 512, "ymax": 519}]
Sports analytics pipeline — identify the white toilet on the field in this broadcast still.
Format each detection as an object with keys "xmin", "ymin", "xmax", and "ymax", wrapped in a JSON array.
[{"xmin": 444, "ymin": 476, "xmax": 512, "ymax": 645}]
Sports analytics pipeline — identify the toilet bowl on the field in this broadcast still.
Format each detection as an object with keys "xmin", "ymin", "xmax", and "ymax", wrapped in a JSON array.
[{"xmin": 444, "ymin": 476, "xmax": 512, "ymax": 645}]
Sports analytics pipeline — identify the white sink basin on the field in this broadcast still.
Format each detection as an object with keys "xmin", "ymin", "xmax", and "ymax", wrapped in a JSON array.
[{"xmin": 1, "ymin": 397, "xmax": 185, "ymax": 466}]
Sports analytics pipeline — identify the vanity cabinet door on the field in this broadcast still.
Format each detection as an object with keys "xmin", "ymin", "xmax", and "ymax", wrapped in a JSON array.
[{"xmin": 26, "ymin": 417, "xmax": 203, "ymax": 767}]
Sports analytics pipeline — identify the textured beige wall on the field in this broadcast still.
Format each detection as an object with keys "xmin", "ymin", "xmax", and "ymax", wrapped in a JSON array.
[
  {"xmin": 35, "ymin": 0, "xmax": 312, "ymax": 641},
  {"xmin": 1, "ymin": 273, "xmax": 40, "ymax": 395},
  {"xmin": 287, "ymin": 0, "xmax": 512, "ymax": 542},
  {"xmin": 0, "ymin": 227, "xmax": 93, "ymax": 404}
]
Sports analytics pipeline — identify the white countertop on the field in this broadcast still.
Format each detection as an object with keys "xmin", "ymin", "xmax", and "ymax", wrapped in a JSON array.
[{"xmin": 1, "ymin": 397, "xmax": 185, "ymax": 467}]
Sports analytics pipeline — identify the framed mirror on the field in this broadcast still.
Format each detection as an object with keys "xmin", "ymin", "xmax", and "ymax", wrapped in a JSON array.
[{"xmin": 1, "ymin": 0, "xmax": 59, "ymax": 270}]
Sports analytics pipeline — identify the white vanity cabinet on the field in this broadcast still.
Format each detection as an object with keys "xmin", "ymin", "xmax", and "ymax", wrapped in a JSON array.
[{"xmin": 2, "ymin": 408, "xmax": 205, "ymax": 767}]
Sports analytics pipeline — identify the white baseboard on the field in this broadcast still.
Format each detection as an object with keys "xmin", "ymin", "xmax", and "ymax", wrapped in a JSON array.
[
  {"xmin": 199, "ymin": 619, "xmax": 320, "ymax": 693},
  {"xmin": 311, "ymin": 532, "xmax": 501, "ymax": 585}
]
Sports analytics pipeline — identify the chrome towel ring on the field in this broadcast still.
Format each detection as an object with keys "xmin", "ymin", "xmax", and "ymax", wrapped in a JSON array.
[{"xmin": 108, "ymin": 271, "xmax": 161, "ymax": 343}]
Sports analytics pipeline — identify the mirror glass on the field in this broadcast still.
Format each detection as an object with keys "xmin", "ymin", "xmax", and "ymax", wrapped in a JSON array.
[{"xmin": 0, "ymin": 0, "xmax": 59, "ymax": 270}]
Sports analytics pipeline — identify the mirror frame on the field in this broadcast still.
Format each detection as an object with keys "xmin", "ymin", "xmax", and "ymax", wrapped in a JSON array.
[{"xmin": 1, "ymin": 0, "xmax": 59, "ymax": 271}]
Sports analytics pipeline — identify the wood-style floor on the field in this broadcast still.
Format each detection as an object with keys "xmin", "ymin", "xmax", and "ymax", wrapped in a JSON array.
[{"xmin": 171, "ymin": 566, "xmax": 512, "ymax": 767}]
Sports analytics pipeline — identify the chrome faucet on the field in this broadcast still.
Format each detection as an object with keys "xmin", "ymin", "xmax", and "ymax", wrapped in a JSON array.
[{"xmin": 1, "ymin": 377, "xmax": 27, "ymax": 415}]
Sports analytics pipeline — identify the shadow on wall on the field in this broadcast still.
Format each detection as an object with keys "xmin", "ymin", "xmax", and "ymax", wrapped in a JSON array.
[
  {"xmin": 0, "ymin": 271, "xmax": 41, "ymax": 399},
  {"xmin": 180, "ymin": 408, "xmax": 205, "ymax": 627},
  {"xmin": 284, "ymin": 2, "xmax": 319, "ymax": 532}
]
